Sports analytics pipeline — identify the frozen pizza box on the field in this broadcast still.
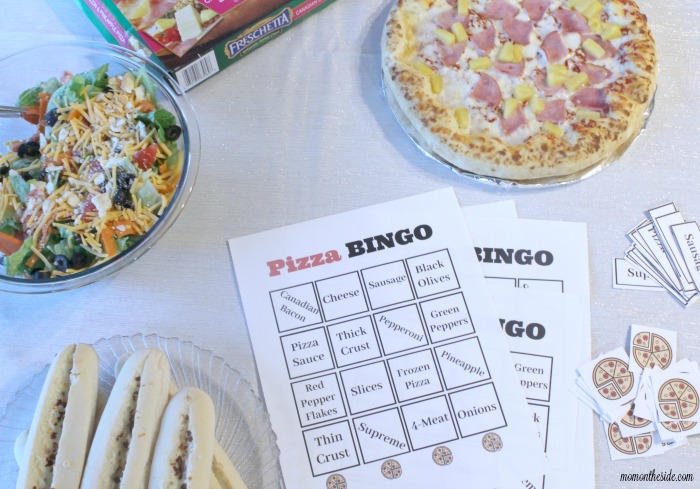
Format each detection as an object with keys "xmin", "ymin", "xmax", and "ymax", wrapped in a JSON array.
[{"xmin": 76, "ymin": 0, "xmax": 339, "ymax": 90}]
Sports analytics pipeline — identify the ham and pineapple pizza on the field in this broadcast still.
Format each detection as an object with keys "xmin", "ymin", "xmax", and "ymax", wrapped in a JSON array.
[{"xmin": 381, "ymin": 0, "xmax": 657, "ymax": 181}]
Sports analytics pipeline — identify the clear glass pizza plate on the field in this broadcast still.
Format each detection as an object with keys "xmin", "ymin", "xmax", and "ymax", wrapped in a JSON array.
[
  {"xmin": 0, "ymin": 333, "xmax": 283, "ymax": 489},
  {"xmin": 381, "ymin": 72, "xmax": 656, "ymax": 188}
]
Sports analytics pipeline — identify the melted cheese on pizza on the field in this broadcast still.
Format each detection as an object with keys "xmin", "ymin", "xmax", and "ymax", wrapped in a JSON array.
[{"xmin": 407, "ymin": 0, "xmax": 641, "ymax": 145}]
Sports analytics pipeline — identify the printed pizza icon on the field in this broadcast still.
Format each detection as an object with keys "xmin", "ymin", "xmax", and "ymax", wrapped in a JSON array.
[
  {"xmin": 661, "ymin": 421, "xmax": 697, "ymax": 433},
  {"xmin": 482, "ymin": 432, "xmax": 503, "ymax": 452},
  {"xmin": 658, "ymin": 379, "xmax": 698, "ymax": 421},
  {"xmin": 326, "ymin": 474, "xmax": 347, "ymax": 489},
  {"xmin": 632, "ymin": 332, "xmax": 672, "ymax": 370},
  {"xmin": 661, "ymin": 420, "xmax": 697, "ymax": 433},
  {"xmin": 661, "ymin": 421, "xmax": 681, "ymax": 433},
  {"xmin": 608, "ymin": 422, "xmax": 652, "ymax": 456},
  {"xmin": 432, "ymin": 446, "xmax": 453, "ymax": 466},
  {"xmin": 633, "ymin": 434, "xmax": 653, "ymax": 455},
  {"xmin": 619, "ymin": 404, "xmax": 651, "ymax": 429},
  {"xmin": 593, "ymin": 358, "xmax": 634, "ymax": 400},
  {"xmin": 381, "ymin": 459, "xmax": 402, "ymax": 480}
]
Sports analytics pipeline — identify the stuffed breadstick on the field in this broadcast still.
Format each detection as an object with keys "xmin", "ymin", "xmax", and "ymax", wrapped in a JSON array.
[
  {"xmin": 212, "ymin": 442, "xmax": 249, "ymax": 489},
  {"xmin": 209, "ymin": 476, "xmax": 223, "ymax": 489},
  {"xmin": 149, "ymin": 387, "xmax": 215, "ymax": 489},
  {"xmin": 13, "ymin": 430, "xmax": 28, "ymax": 466},
  {"xmin": 15, "ymin": 344, "xmax": 99, "ymax": 489},
  {"xmin": 82, "ymin": 348, "xmax": 170, "ymax": 488},
  {"xmin": 115, "ymin": 353, "xmax": 249, "ymax": 489}
]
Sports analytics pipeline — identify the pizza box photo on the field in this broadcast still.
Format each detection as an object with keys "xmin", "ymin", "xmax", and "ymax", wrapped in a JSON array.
[{"xmin": 77, "ymin": 0, "xmax": 340, "ymax": 90}]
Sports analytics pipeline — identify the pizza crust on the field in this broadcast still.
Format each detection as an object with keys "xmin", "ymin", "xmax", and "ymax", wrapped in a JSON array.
[{"xmin": 381, "ymin": 0, "xmax": 658, "ymax": 181}]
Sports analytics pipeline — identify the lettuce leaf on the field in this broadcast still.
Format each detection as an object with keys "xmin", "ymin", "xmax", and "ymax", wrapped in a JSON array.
[
  {"xmin": 0, "ymin": 218, "xmax": 20, "ymax": 236},
  {"xmin": 4, "ymin": 237, "xmax": 33, "ymax": 276},
  {"xmin": 135, "ymin": 179, "xmax": 161, "ymax": 208},
  {"xmin": 9, "ymin": 173, "xmax": 30, "ymax": 204},
  {"xmin": 136, "ymin": 108, "xmax": 176, "ymax": 141},
  {"xmin": 45, "ymin": 231, "xmax": 78, "ymax": 260},
  {"xmin": 82, "ymin": 64, "xmax": 109, "ymax": 89},
  {"xmin": 116, "ymin": 235, "xmax": 140, "ymax": 253},
  {"xmin": 133, "ymin": 66, "xmax": 158, "ymax": 101},
  {"xmin": 48, "ymin": 64, "xmax": 109, "ymax": 110},
  {"xmin": 17, "ymin": 77, "xmax": 60, "ymax": 107}
]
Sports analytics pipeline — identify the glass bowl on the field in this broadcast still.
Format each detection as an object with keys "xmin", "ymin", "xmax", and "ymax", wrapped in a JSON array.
[
  {"xmin": 0, "ymin": 334, "xmax": 283, "ymax": 489},
  {"xmin": 0, "ymin": 41, "xmax": 200, "ymax": 293}
]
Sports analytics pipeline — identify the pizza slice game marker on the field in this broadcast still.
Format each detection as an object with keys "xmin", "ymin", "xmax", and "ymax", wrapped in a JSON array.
[
  {"xmin": 576, "ymin": 347, "xmax": 639, "ymax": 422},
  {"xmin": 628, "ymin": 325, "xmax": 677, "ymax": 375},
  {"xmin": 651, "ymin": 368, "xmax": 700, "ymax": 424},
  {"xmin": 604, "ymin": 421, "xmax": 664, "ymax": 460}
]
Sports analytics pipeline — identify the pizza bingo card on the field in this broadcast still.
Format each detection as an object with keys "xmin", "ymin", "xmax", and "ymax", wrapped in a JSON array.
[{"xmin": 228, "ymin": 189, "xmax": 547, "ymax": 489}]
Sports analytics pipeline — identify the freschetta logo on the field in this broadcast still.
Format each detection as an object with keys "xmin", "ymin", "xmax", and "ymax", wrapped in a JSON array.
[{"xmin": 225, "ymin": 9, "xmax": 293, "ymax": 59}]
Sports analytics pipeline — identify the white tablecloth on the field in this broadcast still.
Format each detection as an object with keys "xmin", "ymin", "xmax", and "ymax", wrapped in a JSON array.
[{"xmin": 1, "ymin": 1, "xmax": 699, "ymax": 487}]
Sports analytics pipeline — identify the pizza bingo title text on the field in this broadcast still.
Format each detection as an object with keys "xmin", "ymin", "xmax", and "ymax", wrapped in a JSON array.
[{"xmin": 265, "ymin": 225, "xmax": 433, "ymax": 277}]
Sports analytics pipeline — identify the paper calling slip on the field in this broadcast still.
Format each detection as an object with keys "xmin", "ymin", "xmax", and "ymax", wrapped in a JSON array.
[{"xmin": 228, "ymin": 189, "xmax": 548, "ymax": 488}]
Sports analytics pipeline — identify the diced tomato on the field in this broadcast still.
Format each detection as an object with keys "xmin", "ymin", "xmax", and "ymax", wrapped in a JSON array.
[
  {"xmin": 133, "ymin": 144, "xmax": 159, "ymax": 170},
  {"xmin": 81, "ymin": 200, "xmax": 98, "ymax": 223},
  {"xmin": 156, "ymin": 27, "xmax": 182, "ymax": 45},
  {"xmin": 60, "ymin": 71, "xmax": 73, "ymax": 84},
  {"xmin": 87, "ymin": 158, "xmax": 104, "ymax": 176}
]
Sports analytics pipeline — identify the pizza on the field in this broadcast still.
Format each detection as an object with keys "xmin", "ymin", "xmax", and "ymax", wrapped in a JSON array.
[
  {"xmin": 631, "ymin": 331, "xmax": 672, "ymax": 370},
  {"xmin": 593, "ymin": 357, "xmax": 634, "ymax": 400},
  {"xmin": 381, "ymin": 0, "xmax": 657, "ymax": 181},
  {"xmin": 114, "ymin": 0, "xmax": 179, "ymax": 31},
  {"xmin": 657, "ymin": 379, "xmax": 699, "ymax": 421}
]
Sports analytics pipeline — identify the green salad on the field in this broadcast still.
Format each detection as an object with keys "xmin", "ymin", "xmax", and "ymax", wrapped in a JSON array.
[{"xmin": 0, "ymin": 64, "xmax": 183, "ymax": 279}]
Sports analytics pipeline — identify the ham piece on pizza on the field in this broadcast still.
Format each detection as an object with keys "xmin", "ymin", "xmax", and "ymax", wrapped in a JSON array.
[{"xmin": 381, "ymin": 0, "xmax": 657, "ymax": 181}]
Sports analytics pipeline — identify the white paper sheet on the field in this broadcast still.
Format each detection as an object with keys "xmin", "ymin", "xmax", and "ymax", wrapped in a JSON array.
[
  {"xmin": 464, "ymin": 216, "xmax": 594, "ymax": 489},
  {"xmin": 228, "ymin": 189, "xmax": 547, "ymax": 488},
  {"xmin": 490, "ymin": 289, "xmax": 585, "ymax": 489}
]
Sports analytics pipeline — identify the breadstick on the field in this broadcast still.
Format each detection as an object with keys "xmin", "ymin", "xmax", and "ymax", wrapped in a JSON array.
[
  {"xmin": 15, "ymin": 343, "xmax": 99, "ymax": 489},
  {"xmin": 212, "ymin": 441, "xmax": 249, "ymax": 489},
  {"xmin": 149, "ymin": 387, "xmax": 215, "ymax": 488},
  {"xmin": 114, "ymin": 352, "xmax": 249, "ymax": 489},
  {"xmin": 82, "ymin": 348, "xmax": 170, "ymax": 488}
]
